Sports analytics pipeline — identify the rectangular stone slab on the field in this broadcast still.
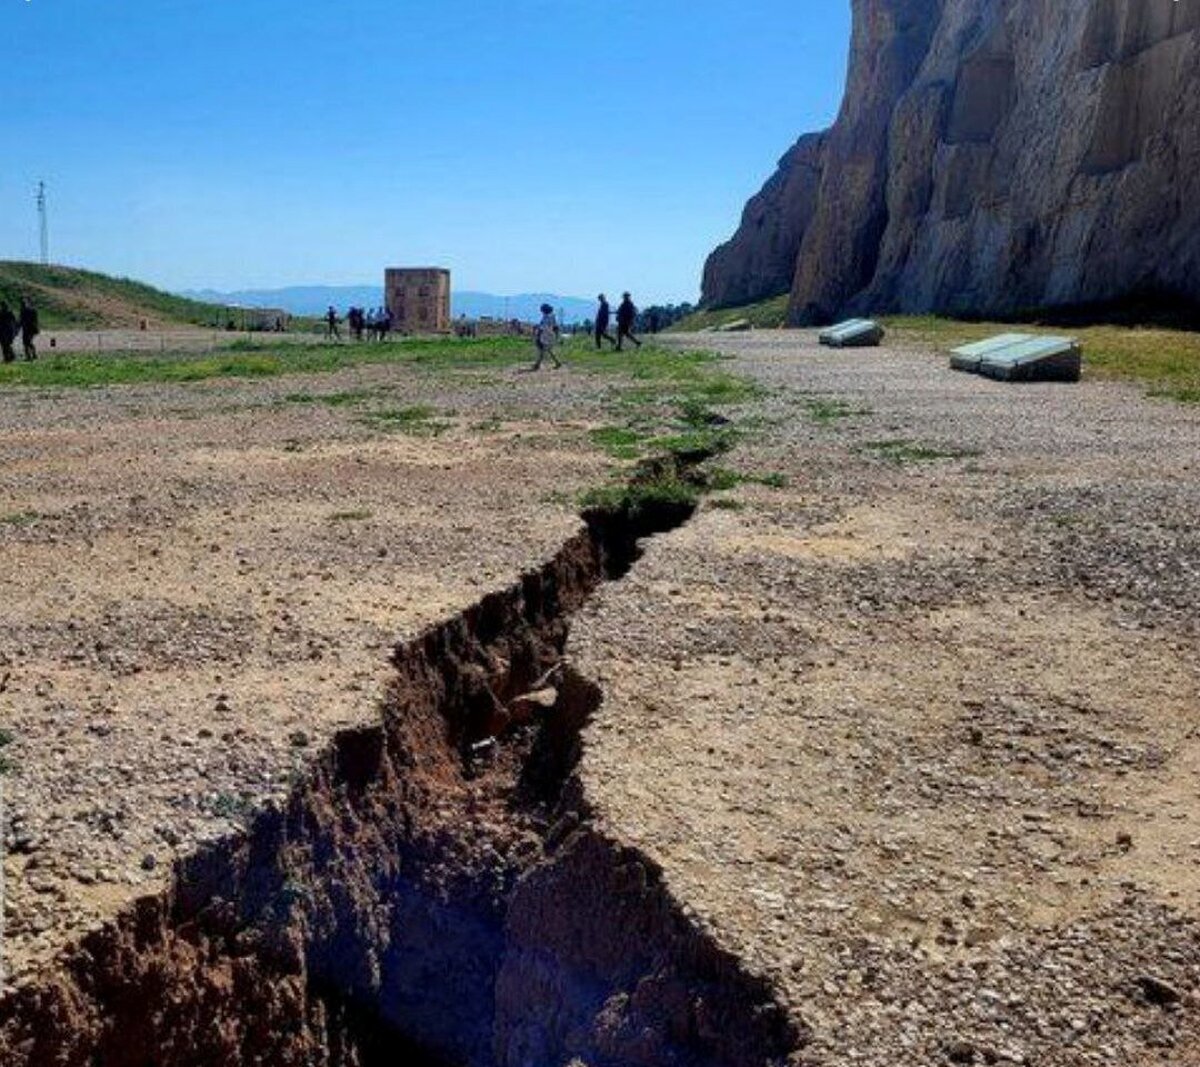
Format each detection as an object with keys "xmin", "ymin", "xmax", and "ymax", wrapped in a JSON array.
[
  {"xmin": 949, "ymin": 333, "xmax": 1034, "ymax": 372},
  {"xmin": 819, "ymin": 319, "xmax": 884, "ymax": 347},
  {"xmin": 977, "ymin": 336, "xmax": 1082, "ymax": 382},
  {"xmin": 818, "ymin": 319, "xmax": 873, "ymax": 343}
]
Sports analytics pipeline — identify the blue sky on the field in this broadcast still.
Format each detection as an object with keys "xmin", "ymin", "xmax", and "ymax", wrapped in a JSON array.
[{"xmin": 0, "ymin": 0, "xmax": 850, "ymax": 303}]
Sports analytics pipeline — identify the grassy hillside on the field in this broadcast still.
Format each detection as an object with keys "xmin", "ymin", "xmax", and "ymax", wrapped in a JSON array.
[
  {"xmin": 0, "ymin": 262, "xmax": 231, "ymax": 329},
  {"xmin": 670, "ymin": 295, "xmax": 790, "ymax": 332}
]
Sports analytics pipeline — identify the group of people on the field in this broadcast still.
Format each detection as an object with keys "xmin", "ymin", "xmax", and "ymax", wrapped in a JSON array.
[
  {"xmin": 325, "ymin": 305, "xmax": 393, "ymax": 342},
  {"xmin": 592, "ymin": 292, "xmax": 641, "ymax": 352},
  {"xmin": 531, "ymin": 291, "xmax": 642, "ymax": 371},
  {"xmin": 0, "ymin": 298, "xmax": 39, "ymax": 363}
]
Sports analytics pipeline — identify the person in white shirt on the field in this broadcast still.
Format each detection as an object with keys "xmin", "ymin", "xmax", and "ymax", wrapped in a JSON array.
[{"xmin": 530, "ymin": 303, "xmax": 562, "ymax": 370}]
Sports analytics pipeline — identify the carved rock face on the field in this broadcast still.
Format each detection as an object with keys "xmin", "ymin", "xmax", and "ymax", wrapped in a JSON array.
[{"xmin": 701, "ymin": 0, "xmax": 1200, "ymax": 323}]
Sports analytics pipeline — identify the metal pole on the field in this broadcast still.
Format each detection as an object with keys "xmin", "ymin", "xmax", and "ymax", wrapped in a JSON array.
[{"xmin": 36, "ymin": 182, "xmax": 48, "ymax": 266}]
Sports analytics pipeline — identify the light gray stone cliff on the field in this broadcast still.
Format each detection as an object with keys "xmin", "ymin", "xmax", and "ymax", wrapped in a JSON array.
[{"xmin": 702, "ymin": 0, "xmax": 1200, "ymax": 324}]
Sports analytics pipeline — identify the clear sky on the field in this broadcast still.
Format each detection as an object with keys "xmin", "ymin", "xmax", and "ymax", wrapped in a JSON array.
[{"xmin": 0, "ymin": 0, "xmax": 851, "ymax": 304}]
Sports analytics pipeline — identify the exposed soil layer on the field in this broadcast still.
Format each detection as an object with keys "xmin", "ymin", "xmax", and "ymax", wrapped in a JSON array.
[{"xmin": 0, "ymin": 479, "xmax": 797, "ymax": 1066}]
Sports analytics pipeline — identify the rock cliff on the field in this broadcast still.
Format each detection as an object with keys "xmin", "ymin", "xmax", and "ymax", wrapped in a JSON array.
[{"xmin": 702, "ymin": 0, "xmax": 1200, "ymax": 324}]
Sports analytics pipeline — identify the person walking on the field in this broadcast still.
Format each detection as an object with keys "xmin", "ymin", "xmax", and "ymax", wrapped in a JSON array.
[
  {"xmin": 594, "ymin": 294, "xmax": 617, "ymax": 350},
  {"xmin": 18, "ymin": 299, "xmax": 39, "ymax": 361},
  {"xmin": 0, "ymin": 302, "xmax": 17, "ymax": 363},
  {"xmin": 325, "ymin": 306, "xmax": 341, "ymax": 340},
  {"xmin": 616, "ymin": 292, "xmax": 641, "ymax": 351},
  {"xmin": 530, "ymin": 303, "xmax": 562, "ymax": 370}
]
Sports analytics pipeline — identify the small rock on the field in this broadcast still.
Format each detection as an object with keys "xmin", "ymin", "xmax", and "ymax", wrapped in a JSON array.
[
  {"xmin": 945, "ymin": 1039, "xmax": 977, "ymax": 1064},
  {"xmin": 1137, "ymin": 974, "xmax": 1183, "ymax": 1006},
  {"xmin": 509, "ymin": 687, "xmax": 558, "ymax": 723}
]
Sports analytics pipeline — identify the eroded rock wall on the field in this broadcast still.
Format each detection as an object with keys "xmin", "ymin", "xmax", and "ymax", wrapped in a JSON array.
[{"xmin": 702, "ymin": 0, "xmax": 1200, "ymax": 323}]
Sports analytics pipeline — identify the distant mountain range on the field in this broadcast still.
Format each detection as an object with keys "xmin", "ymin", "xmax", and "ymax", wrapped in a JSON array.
[{"xmin": 180, "ymin": 286, "xmax": 596, "ymax": 324}]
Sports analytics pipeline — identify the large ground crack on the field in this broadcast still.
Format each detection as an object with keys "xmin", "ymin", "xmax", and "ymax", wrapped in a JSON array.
[{"xmin": 0, "ymin": 457, "xmax": 800, "ymax": 1067}]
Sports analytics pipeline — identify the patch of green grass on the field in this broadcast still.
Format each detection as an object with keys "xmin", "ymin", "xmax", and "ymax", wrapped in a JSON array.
[
  {"xmin": 360, "ymin": 404, "xmax": 450, "ymax": 436},
  {"xmin": 1162, "ymin": 384, "xmax": 1200, "ymax": 403},
  {"xmin": 677, "ymin": 396, "xmax": 731, "ymax": 428},
  {"xmin": 583, "ymin": 360, "xmax": 762, "ymax": 465},
  {"xmin": 566, "ymin": 339, "xmax": 763, "ymax": 410},
  {"xmin": 284, "ymin": 388, "xmax": 380, "ymax": 407},
  {"xmin": 861, "ymin": 439, "xmax": 982, "ymax": 464},
  {"xmin": 648, "ymin": 426, "xmax": 737, "ymax": 460},
  {"xmin": 328, "ymin": 509, "xmax": 373, "ymax": 522},
  {"xmin": 710, "ymin": 498, "xmax": 746, "ymax": 511},
  {"xmin": 0, "ymin": 336, "xmax": 534, "ymax": 390},
  {"xmin": 699, "ymin": 466, "xmax": 789, "ymax": 493},
  {"xmin": 755, "ymin": 472, "xmax": 789, "ymax": 489},
  {"xmin": 646, "ymin": 396, "xmax": 743, "ymax": 459},
  {"xmin": 798, "ymin": 396, "xmax": 871, "ymax": 423},
  {"xmin": 580, "ymin": 473, "xmax": 701, "ymax": 517},
  {"xmin": 589, "ymin": 425, "xmax": 649, "ymax": 459},
  {"xmin": 704, "ymin": 467, "xmax": 744, "ymax": 492},
  {"xmin": 0, "ymin": 510, "xmax": 40, "ymax": 527},
  {"xmin": 684, "ymin": 372, "xmax": 764, "ymax": 406}
]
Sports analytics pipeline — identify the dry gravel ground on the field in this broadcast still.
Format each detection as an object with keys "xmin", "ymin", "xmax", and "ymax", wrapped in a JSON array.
[
  {"xmin": 571, "ymin": 330, "xmax": 1200, "ymax": 1066},
  {"xmin": 4, "ymin": 326, "xmax": 1200, "ymax": 1067},
  {"xmin": 0, "ymin": 353, "xmax": 614, "ymax": 981}
]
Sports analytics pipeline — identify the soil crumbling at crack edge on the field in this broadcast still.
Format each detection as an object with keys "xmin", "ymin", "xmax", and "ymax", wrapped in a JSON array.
[{"xmin": 0, "ymin": 453, "xmax": 802, "ymax": 1067}]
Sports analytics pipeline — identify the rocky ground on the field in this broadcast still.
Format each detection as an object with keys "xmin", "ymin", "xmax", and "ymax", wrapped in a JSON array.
[
  {"xmin": 2, "ymin": 326, "xmax": 1198, "ymax": 1066},
  {"xmin": 572, "ymin": 330, "xmax": 1200, "ymax": 1066},
  {"xmin": 0, "ymin": 352, "xmax": 613, "ymax": 981}
]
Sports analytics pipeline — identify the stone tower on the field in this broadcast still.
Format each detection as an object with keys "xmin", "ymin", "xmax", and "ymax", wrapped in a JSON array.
[{"xmin": 385, "ymin": 268, "xmax": 451, "ymax": 333}]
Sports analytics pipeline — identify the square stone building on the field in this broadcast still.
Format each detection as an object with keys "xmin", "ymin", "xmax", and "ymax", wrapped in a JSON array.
[{"xmin": 385, "ymin": 268, "xmax": 451, "ymax": 333}]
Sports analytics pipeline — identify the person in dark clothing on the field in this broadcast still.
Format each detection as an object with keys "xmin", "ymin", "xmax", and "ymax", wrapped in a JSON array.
[
  {"xmin": 0, "ymin": 303, "xmax": 17, "ymax": 363},
  {"xmin": 18, "ymin": 299, "xmax": 38, "ymax": 361},
  {"xmin": 594, "ymin": 294, "xmax": 617, "ymax": 350},
  {"xmin": 616, "ymin": 292, "xmax": 641, "ymax": 351},
  {"xmin": 326, "ymin": 306, "xmax": 341, "ymax": 340}
]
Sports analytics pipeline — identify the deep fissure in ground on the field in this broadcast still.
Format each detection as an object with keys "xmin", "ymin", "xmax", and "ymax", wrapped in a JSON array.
[{"xmin": 0, "ymin": 458, "xmax": 800, "ymax": 1067}]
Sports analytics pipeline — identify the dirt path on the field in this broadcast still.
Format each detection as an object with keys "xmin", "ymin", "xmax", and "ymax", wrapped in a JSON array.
[{"xmin": 571, "ymin": 331, "xmax": 1200, "ymax": 1066}]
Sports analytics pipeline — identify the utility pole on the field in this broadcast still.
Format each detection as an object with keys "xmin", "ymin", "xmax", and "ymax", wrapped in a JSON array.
[{"xmin": 36, "ymin": 181, "xmax": 48, "ymax": 266}]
